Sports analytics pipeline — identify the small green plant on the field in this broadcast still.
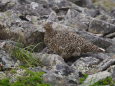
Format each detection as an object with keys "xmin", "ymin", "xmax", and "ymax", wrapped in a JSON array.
[
  {"xmin": 11, "ymin": 43, "xmax": 42, "ymax": 67},
  {"xmin": 0, "ymin": 70, "xmax": 50, "ymax": 86},
  {"xmin": 0, "ymin": 78, "xmax": 10, "ymax": 86},
  {"xmin": 79, "ymin": 74, "xmax": 88, "ymax": 84},
  {"xmin": 90, "ymin": 77, "xmax": 115, "ymax": 86}
]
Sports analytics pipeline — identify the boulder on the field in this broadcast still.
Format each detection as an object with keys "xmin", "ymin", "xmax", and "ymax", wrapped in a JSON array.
[
  {"xmin": 71, "ymin": 57, "xmax": 100, "ymax": 74},
  {"xmin": 88, "ymin": 19, "xmax": 115, "ymax": 35},
  {"xmin": 81, "ymin": 71, "xmax": 111, "ymax": 86}
]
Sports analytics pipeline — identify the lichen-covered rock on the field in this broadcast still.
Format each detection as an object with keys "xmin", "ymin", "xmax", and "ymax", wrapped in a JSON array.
[
  {"xmin": 0, "ymin": 72, "xmax": 7, "ymax": 80},
  {"xmin": 0, "ymin": 50, "xmax": 15, "ymax": 70},
  {"xmin": 81, "ymin": 71, "xmax": 111, "ymax": 86},
  {"xmin": 64, "ymin": 9, "xmax": 88, "ymax": 31},
  {"xmin": 76, "ymin": 31, "xmax": 112, "ymax": 49},
  {"xmin": 33, "ymin": 53, "xmax": 66, "ymax": 69},
  {"xmin": 0, "ymin": 10, "xmax": 45, "ymax": 48},
  {"xmin": 98, "ymin": 58, "xmax": 115, "ymax": 71},
  {"xmin": 88, "ymin": 19, "xmax": 115, "ymax": 35},
  {"xmin": 111, "ymin": 66, "xmax": 115, "ymax": 81},
  {"xmin": 8, "ymin": 69, "xmax": 26, "ymax": 83},
  {"xmin": 71, "ymin": 57, "xmax": 100, "ymax": 74},
  {"xmin": 85, "ymin": 53, "xmax": 111, "ymax": 60},
  {"xmin": 43, "ymin": 64, "xmax": 79, "ymax": 86}
]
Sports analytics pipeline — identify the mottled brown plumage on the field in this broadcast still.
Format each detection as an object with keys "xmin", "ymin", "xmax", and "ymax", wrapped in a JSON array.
[{"xmin": 44, "ymin": 22, "xmax": 105, "ymax": 59}]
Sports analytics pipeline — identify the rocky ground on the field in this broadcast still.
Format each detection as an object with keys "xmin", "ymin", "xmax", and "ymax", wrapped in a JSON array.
[{"xmin": 0, "ymin": 0, "xmax": 115, "ymax": 86}]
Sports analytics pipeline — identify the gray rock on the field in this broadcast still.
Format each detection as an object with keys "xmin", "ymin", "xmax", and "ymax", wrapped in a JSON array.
[
  {"xmin": 0, "ymin": 50, "xmax": 15, "ymax": 70},
  {"xmin": 71, "ymin": 57, "xmax": 100, "ymax": 74},
  {"xmin": 0, "ymin": 10, "xmax": 45, "ymax": 48},
  {"xmin": 106, "ymin": 39, "xmax": 115, "ymax": 53},
  {"xmin": 43, "ymin": 64, "xmax": 79, "ymax": 86},
  {"xmin": 96, "ymin": 14, "xmax": 115, "ymax": 24},
  {"xmin": 76, "ymin": 31, "xmax": 112, "ymax": 49},
  {"xmin": 33, "ymin": 53, "xmax": 66, "ymax": 69},
  {"xmin": 0, "ymin": 40, "xmax": 23, "ymax": 53},
  {"xmin": 105, "ymin": 32, "xmax": 115, "ymax": 38},
  {"xmin": 84, "ymin": 8, "xmax": 100, "ymax": 17},
  {"xmin": 9, "ymin": 69, "xmax": 26, "ymax": 83},
  {"xmin": 81, "ymin": 71, "xmax": 111, "ymax": 86},
  {"xmin": 111, "ymin": 9, "xmax": 115, "ymax": 18},
  {"xmin": 68, "ymin": 0, "xmax": 94, "ymax": 8},
  {"xmin": 88, "ymin": 19, "xmax": 115, "ymax": 35},
  {"xmin": 106, "ymin": 45, "xmax": 115, "ymax": 53},
  {"xmin": 0, "ymin": 72, "xmax": 7, "ymax": 80},
  {"xmin": 13, "ymin": 1, "xmax": 51, "ymax": 17},
  {"xmin": 86, "ymin": 53, "xmax": 111, "ymax": 60},
  {"xmin": 111, "ymin": 66, "xmax": 115, "ymax": 81},
  {"xmin": 47, "ymin": 11, "xmax": 59, "ymax": 22},
  {"xmin": 98, "ymin": 58, "xmax": 115, "ymax": 71},
  {"xmin": 64, "ymin": 9, "xmax": 88, "ymax": 31}
]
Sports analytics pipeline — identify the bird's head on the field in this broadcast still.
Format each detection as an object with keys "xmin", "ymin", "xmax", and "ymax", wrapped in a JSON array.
[{"xmin": 43, "ymin": 22, "xmax": 53, "ymax": 32}]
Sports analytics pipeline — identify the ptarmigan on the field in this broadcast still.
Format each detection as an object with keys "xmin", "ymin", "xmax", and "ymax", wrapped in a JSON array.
[{"xmin": 44, "ymin": 22, "xmax": 105, "ymax": 59}]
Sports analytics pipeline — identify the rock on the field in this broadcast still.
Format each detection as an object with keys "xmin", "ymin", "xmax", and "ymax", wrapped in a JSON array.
[
  {"xmin": 29, "ymin": 66, "xmax": 48, "ymax": 73},
  {"xmin": 106, "ymin": 45, "xmax": 115, "ymax": 53},
  {"xmin": 64, "ymin": 9, "xmax": 88, "ymax": 31},
  {"xmin": 33, "ymin": 53, "xmax": 66, "ymax": 69},
  {"xmin": 0, "ymin": 1, "xmax": 16, "ymax": 12},
  {"xmin": 84, "ymin": 8, "xmax": 100, "ymax": 17},
  {"xmin": 43, "ymin": 64, "xmax": 79, "ymax": 86},
  {"xmin": 0, "ymin": 40, "xmax": 23, "ymax": 53},
  {"xmin": 76, "ymin": 31, "xmax": 112, "ymax": 49},
  {"xmin": 71, "ymin": 57, "xmax": 100, "ymax": 74},
  {"xmin": 68, "ymin": 0, "xmax": 94, "ymax": 8},
  {"xmin": 96, "ymin": 14, "xmax": 115, "ymax": 24},
  {"xmin": 0, "ymin": 50, "xmax": 15, "ymax": 70},
  {"xmin": 106, "ymin": 38, "xmax": 115, "ymax": 53},
  {"xmin": 105, "ymin": 32, "xmax": 115, "ymax": 38},
  {"xmin": 85, "ymin": 53, "xmax": 111, "ymax": 60},
  {"xmin": 34, "ymin": 53, "xmax": 80, "ymax": 85},
  {"xmin": 81, "ymin": 0, "xmax": 94, "ymax": 8},
  {"xmin": 0, "ymin": 10, "xmax": 45, "ymax": 47},
  {"xmin": 9, "ymin": 69, "xmax": 26, "ymax": 82},
  {"xmin": 111, "ymin": 66, "xmax": 115, "ymax": 81},
  {"xmin": 98, "ymin": 58, "xmax": 115, "ymax": 71},
  {"xmin": 88, "ymin": 19, "xmax": 115, "ymax": 35},
  {"xmin": 47, "ymin": 11, "xmax": 59, "ymax": 22},
  {"xmin": 13, "ymin": 1, "xmax": 51, "ymax": 17},
  {"xmin": 0, "ymin": 72, "xmax": 7, "ymax": 80},
  {"xmin": 81, "ymin": 71, "xmax": 111, "ymax": 86},
  {"xmin": 111, "ymin": 9, "xmax": 115, "ymax": 18}
]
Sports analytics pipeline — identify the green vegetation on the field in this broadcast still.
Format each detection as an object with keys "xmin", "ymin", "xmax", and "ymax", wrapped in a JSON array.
[
  {"xmin": 11, "ymin": 43, "xmax": 42, "ymax": 67},
  {"xmin": 90, "ymin": 77, "xmax": 115, "ymax": 86},
  {"xmin": 79, "ymin": 73, "xmax": 115, "ymax": 86},
  {"xmin": 79, "ymin": 74, "xmax": 88, "ymax": 84},
  {"xmin": 0, "ymin": 70, "xmax": 50, "ymax": 86}
]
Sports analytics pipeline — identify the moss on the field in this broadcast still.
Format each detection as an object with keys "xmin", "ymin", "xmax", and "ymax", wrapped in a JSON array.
[
  {"xmin": 0, "ymin": 78, "xmax": 10, "ymax": 86},
  {"xmin": 0, "ymin": 70, "xmax": 50, "ymax": 86},
  {"xmin": 90, "ymin": 77, "xmax": 115, "ymax": 86},
  {"xmin": 10, "ymin": 69, "xmax": 17, "ymax": 74},
  {"xmin": 79, "ymin": 74, "xmax": 88, "ymax": 84}
]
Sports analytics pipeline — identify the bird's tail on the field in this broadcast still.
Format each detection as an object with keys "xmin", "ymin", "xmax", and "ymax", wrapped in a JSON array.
[{"xmin": 83, "ymin": 43, "xmax": 105, "ymax": 53}]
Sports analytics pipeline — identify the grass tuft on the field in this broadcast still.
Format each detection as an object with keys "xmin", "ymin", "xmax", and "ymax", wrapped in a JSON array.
[{"xmin": 11, "ymin": 43, "xmax": 42, "ymax": 67}]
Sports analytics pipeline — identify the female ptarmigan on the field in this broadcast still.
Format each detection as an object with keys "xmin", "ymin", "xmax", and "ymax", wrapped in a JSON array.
[{"xmin": 44, "ymin": 22, "xmax": 105, "ymax": 59}]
